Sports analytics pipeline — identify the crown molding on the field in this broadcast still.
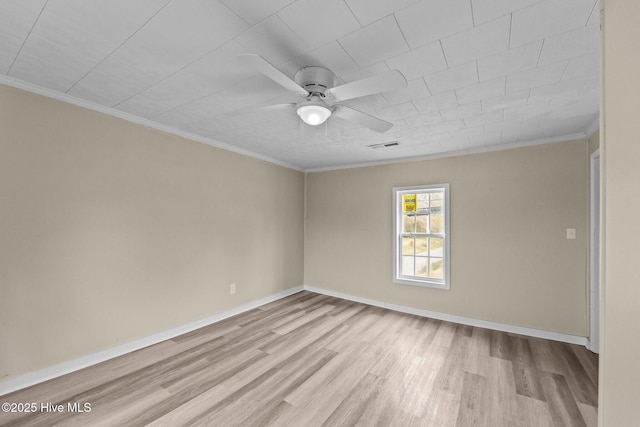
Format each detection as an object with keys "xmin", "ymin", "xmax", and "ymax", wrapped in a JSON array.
[
  {"xmin": 305, "ymin": 133, "xmax": 589, "ymax": 173},
  {"xmin": 0, "ymin": 75, "xmax": 304, "ymax": 172},
  {"xmin": 0, "ymin": 75, "xmax": 599, "ymax": 175}
]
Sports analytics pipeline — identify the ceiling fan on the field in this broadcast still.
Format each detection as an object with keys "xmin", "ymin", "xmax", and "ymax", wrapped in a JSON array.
[{"xmin": 239, "ymin": 54, "xmax": 407, "ymax": 133}]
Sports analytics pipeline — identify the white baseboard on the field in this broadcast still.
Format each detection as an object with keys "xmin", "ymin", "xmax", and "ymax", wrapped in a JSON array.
[
  {"xmin": 0, "ymin": 286, "xmax": 304, "ymax": 396},
  {"xmin": 304, "ymin": 285, "xmax": 589, "ymax": 346},
  {"xmin": 586, "ymin": 339, "xmax": 599, "ymax": 353},
  {"xmin": 2, "ymin": 284, "xmax": 589, "ymax": 395}
]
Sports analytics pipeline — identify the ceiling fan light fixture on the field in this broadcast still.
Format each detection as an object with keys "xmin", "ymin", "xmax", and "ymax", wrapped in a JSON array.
[
  {"xmin": 297, "ymin": 97, "xmax": 331, "ymax": 126},
  {"xmin": 297, "ymin": 105, "xmax": 331, "ymax": 125}
]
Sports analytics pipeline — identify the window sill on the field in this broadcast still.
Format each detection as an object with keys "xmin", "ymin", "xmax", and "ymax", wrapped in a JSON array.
[{"xmin": 393, "ymin": 277, "xmax": 450, "ymax": 290}]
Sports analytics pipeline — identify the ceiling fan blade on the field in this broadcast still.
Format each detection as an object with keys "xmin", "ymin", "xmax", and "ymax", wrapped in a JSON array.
[
  {"xmin": 328, "ymin": 70, "xmax": 407, "ymax": 102},
  {"xmin": 239, "ymin": 54, "xmax": 308, "ymax": 96},
  {"xmin": 333, "ymin": 105, "xmax": 393, "ymax": 133}
]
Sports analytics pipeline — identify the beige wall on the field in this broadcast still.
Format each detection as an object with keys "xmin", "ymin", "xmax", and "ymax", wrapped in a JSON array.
[
  {"xmin": 0, "ymin": 84, "xmax": 304, "ymax": 381},
  {"xmin": 600, "ymin": 0, "xmax": 640, "ymax": 425},
  {"xmin": 305, "ymin": 141, "xmax": 590, "ymax": 336}
]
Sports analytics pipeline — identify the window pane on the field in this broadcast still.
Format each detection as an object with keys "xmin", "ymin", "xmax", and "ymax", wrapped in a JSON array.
[
  {"xmin": 402, "ymin": 214, "xmax": 415, "ymax": 233},
  {"xmin": 415, "ymin": 257, "xmax": 428, "ymax": 277},
  {"xmin": 401, "ymin": 256, "xmax": 414, "ymax": 276},
  {"xmin": 430, "ymin": 237, "xmax": 444, "ymax": 257},
  {"xmin": 430, "ymin": 191, "xmax": 443, "ymax": 203},
  {"xmin": 430, "ymin": 194, "xmax": 443, "ymax": 211},
  {"xmin": 416, "ymin": 214, "xmax": 428, "ymax": 233},
  {"xmin": 415, "ymin": 237, "xmax": 428, "ymax": 255},
  {"xmin": 417, "ymin": 193, "xmax": 429, "ymax": 210},
  {"xmin": 429, "ymin": 258, "xmax": 444, "ymax": 279},
  {"xmin": 430, "ymin": 213, "xmax": 443, "ymax": 234},
  {"xmin": 402, "ymin": 237, "xmax": 414, "ymax": 256}
]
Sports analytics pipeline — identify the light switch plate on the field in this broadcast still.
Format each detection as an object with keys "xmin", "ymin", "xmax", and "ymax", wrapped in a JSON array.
[{"xmin": 566, "ymin": 228, "xmax": 576, "ymax": 239}]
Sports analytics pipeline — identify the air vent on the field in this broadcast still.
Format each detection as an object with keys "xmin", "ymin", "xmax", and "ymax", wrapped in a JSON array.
[{"xmin": 367, "ymin": 141, "xmax": 400, "ymax": 149}]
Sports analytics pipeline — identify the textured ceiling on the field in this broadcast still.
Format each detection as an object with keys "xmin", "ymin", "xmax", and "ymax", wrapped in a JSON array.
[{"xmin": 0, "ymin": 0, "xmax": 600, "ymax": 170}]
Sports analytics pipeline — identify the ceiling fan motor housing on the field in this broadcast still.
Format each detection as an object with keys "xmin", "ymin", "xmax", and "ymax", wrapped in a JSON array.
[{"xmin": 294, "ymin": 66, "xmax": 336, "ymax": 98}]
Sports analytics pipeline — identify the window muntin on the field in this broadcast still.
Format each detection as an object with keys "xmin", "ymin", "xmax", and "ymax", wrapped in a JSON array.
[{"xmin": 393, "ymin": 184, "xmax": 450, "ymax": 289}]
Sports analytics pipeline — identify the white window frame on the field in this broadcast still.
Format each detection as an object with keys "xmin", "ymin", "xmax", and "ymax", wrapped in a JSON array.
[{"xmin": 392, "ymin": 184, "xmax": 450, "ymax": 289}]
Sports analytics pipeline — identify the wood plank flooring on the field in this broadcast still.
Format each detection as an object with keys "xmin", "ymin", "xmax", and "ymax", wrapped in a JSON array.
[{"xmin": 0, "ymin": 291, "xmax": 598, "ymax": 426}]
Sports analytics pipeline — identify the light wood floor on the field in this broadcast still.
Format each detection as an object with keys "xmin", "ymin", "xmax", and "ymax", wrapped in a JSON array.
[{"xmin": 0, "ymin": 291, "xmax": 598, "ymax": 426}]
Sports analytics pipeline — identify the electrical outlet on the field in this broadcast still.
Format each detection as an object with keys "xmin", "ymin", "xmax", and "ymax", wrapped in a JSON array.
[{"xmin": 230, "ymin": 283, "xmax": 236, "ymax": 294}]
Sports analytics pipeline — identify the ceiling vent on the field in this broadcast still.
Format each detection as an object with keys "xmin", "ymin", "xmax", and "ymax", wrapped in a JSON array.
[{"xmin": 367, "ymin": 141, "xmax": 400, "ymax": 149}]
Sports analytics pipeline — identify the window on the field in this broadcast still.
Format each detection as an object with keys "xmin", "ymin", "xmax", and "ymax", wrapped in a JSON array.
[{"xmin": 393, "ymin": 184, "xmax": 450, "ymax": 289}]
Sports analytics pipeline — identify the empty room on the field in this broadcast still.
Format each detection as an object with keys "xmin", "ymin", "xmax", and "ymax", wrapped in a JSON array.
[{"xmin": 1, "ymin": 0, "xmax": 638, "ymax": 426}]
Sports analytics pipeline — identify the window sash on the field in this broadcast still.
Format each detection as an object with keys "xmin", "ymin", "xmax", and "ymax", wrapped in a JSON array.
[{"xmin": 393, "ymin": 184, "xmax": 450, "ymax": 289}]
